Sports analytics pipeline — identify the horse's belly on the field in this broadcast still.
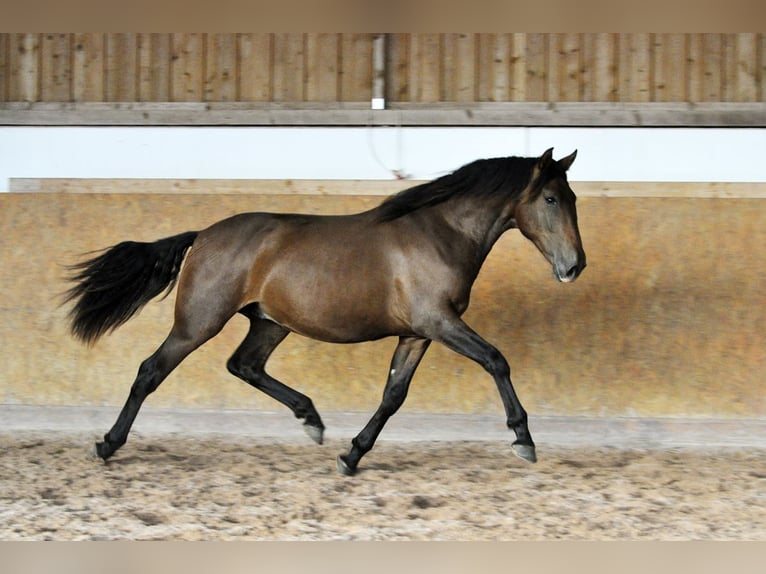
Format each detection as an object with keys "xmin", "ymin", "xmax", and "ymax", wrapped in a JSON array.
[
  {"xmin": 257, "ymin": 267, "xmax": 408, "ymax": 343},
  {"xmin": 261, "ymin": 298, "xmax": 403, "ymax": 343}
]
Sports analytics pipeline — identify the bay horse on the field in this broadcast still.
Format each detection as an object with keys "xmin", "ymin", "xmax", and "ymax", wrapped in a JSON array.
[{"xmin": 66, "ymin": 148, "xmax": 585, "ymax": 475}]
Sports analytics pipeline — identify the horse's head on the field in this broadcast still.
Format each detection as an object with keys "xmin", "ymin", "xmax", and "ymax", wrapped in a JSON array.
[{"xmin": 514, "ymin": 148, "xmax": 586, "ymax": 283}]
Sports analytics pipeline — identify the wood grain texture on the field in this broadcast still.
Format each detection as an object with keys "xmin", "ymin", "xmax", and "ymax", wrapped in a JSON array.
[
  {"xmin": 238, "ymin": 33, "xmax": 272, "ymax": 102},
  {"xmin": 137, "ymin": 34, "xmax": 170, "ymax": 102},
  {"xmin": 41, "ymin": 34, "xmax": 71, "ymax": 102},
  {"xmin": 171, "ymin": 33, "xmax": 204, "ymax": 103},
  {"xmin": 8, "ymin": 33, "xmax": 40, "ymax": 102},
  {"xmin": 2, "ymin": 34, "xmax": 766, "ymax": 108},
  {"xmin": 11, "ymin": 179, "xmax": 766, "ymax": 199},
  {"xmin": 272, "ymin": 33, "xmax": 304, "ymax": 102}
]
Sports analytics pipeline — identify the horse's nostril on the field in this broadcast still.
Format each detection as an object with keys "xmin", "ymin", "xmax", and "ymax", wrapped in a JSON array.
[{"xmin": 566, "ymin": 264, "xmax": 579, "ymax": 279}]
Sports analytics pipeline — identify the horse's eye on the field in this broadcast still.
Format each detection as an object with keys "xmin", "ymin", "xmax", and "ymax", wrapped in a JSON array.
[{"xmin": 545, "ymin": 196, "xmax": 557, "ymax": 206}]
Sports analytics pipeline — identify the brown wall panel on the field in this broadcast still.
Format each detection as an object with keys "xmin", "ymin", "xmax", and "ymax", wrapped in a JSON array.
[
  {"xmin": 306, "ymin": 33, "xmax": 339, "ymax": 102},
  {"xmin": 272, "ymin": 33, "xmax": 304, "ymax": 101},
  {"xmin": 1, "ymin": 189, "xmax": 763, "ymax": 419},
  {"xmin": 40, "ymin": 33, "xmax": 71, "ymax": 102},
  {"xmin": 238, "ymin": 33, "xmax": 272, "ymax": 102},
  {"xmin": 104, "ymin": 33, "xmax": 137, "ymax": 102},
  {"xmin": 170, "ymin": 33, "xmax": 204, "ymax": 102},
  {"xmin": 205, "ymin": 33, "xmax": 237, "ymax": 102},
  {"xmin": 7, "ymin": 33, "xmax": 40, "ymax": 102},
  {"xmin": 73, "ymin": 33, "xmax": 105, "ymax": 102},
  {"xmin": 0, "ymin": 34, "xmax": 8, "ymax": 100}
]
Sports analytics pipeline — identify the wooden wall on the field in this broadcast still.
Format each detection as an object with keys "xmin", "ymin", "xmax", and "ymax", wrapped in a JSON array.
[{"xmin": 1, "ymin": 33, "xmax": 765, "ymax": 104}]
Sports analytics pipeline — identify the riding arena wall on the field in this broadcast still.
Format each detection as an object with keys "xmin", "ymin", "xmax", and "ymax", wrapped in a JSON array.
[{"xmin": 1, "ymin": 180, "xmax": 763, "ymax": 419}]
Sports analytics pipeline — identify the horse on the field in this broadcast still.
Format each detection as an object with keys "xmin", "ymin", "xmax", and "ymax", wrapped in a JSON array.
[{"xmin": 65, "ymin": 148, "xmax": 586, "ymax": 475}]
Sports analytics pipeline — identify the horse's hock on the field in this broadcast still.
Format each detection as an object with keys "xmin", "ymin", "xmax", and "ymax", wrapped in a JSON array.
[{"xmin": 1, "ymin": 181, "xmax": 764, "ymax": 419}]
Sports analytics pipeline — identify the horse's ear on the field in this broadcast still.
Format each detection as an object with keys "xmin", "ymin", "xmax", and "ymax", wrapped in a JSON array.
[
  {"xmin": 530, "ymin": 148, "xmax": 554, "ymax": 183},
  {"xmin": 558, "ymin": 149, "xmax": 577, "ymax": 171},
  {"xmin": 537, "ymin": 148, "xmax": 554, "ymax": 172},
  {"xmin": 522, "ymin": 148, "xmax": 554, "ymax": 202}
]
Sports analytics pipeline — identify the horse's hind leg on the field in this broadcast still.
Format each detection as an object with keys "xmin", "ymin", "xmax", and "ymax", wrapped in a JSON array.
[
  {"xmin": 94, "ymin": 328, "xmax": 210, "ymax": 460},
  {"xmin": 226, "ymin": 309, "xmax": 325, "ymax": 444},
  {"xmin": 337, "ymin": 336, "xmax": 431, "ymax": 476}
]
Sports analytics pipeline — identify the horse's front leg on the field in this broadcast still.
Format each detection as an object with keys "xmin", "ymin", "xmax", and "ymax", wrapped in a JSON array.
[
  {"xmin": 337, "ymin": 337, "xmax": 431, "ymax": 476},
  {"xmin": 427, "ymin": 314, "xmax": 536, "ymax": 463}
]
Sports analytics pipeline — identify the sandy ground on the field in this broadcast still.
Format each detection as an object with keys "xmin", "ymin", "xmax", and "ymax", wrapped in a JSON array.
[{"xmin": 1, "ymin": 432, "xmax": 764, "ymax": 541}]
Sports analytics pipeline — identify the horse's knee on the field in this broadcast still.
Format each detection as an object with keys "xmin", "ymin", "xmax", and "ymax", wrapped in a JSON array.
[{"xmin": 483, "ymin": 348, "xmax": 510, "ymax": 379}]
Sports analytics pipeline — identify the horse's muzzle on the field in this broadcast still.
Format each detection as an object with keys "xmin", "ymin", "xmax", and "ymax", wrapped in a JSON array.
[{"xmin": 555, "ymin": 259, "xmax": 586, "ymax": 283}]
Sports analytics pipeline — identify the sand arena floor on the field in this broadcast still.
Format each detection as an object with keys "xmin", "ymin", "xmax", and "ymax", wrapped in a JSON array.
[{"xmin": 1, "ymin": 428, "xmax": 764, "ymax": 540}]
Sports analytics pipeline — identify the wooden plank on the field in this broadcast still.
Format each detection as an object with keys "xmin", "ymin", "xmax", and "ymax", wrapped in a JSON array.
[
  {"xmin": 569, "ymin": 181, "xmax": 766, "ymax": 198},
  {"xmin": 701, "ymin": 34, "xmax": 723, "ymax": 102},
  {"xmin": 305, "ymin": 34, "xmax": 338, "ymax": 102},
  {"xmin": 476, "ymin": 34, "xmax": 492, "ymax": 101},
  {"xmin": 454, "ymin": 32, "xmax": 477, "ymax": 102},
  {"xmin": 722, "ymin": 34, "xmax": 737, "ymax": 102},
  {"xmin": 238, "ymin": 33, "xmax": 272, "ymax": 102},
  {"xmin": 205, "ymin": 33, "xmax": 237, "ymax": 102},
  {"xmin": 631, "ymin": 33, "xmax": 652, "ymax": 102},
  {"xmin": 5, "ymin": 101, "xmax": 766, "ymax": 127},
  {"xmin": 687, "ymin": 34, "xmax": 703, "ymax": 103},
  {"xmin": 138, "ymin": 34, "xmax": 171, "ymax": 102},
  {"xmin": 731, "ymin": 33, "xmax": 757, "ymax": 102},
  {"xmin": 442, "ymin": 33, "xmax": 476, "ymax": 102},
  {"xmin": 272, "ymin": 33, "xmax": 305, "ymax": 102},
  {"xmin": 580, "ymin": 34, "xmax": 595, "ymax": 101},
  {"xmin": 0, "ymin": 34, "xmax": 10, "ymax": 101},
  {"xmin": 11, "ymin": 178, "xmax": 766, "ymax": 199},
  {"xmin": 9, "ymin": 33, "xmax": 40, "ymax": 102},
  {"xmin": 761, "ymin": 33, "xmax": 766, "ymax": 102},
  {"xmin": 551, "ymin": 33, "xmax": 581, "ymax": 102},
  {"xmin": 73, "ymin": 33, "xmax": 104, "ymax": 102},
  {"xmin": 477, "ymin": 34, "xmax": 509, "ymax": 102},
  {"xmin": 105, "ymin": 33, "xmax": 137, "ymax": 102},
  {"xmin": 509, "ymin": 33, "xmax": 527, "ymax": 102},
  {"xmin": 441, "ymin": 34, "xmax": 456, "ymax": 100},
  {"xmin": 340, "ymin": 34, "xmax": 372, "ymax": 101},
  {"xmin": 273, "ymin": 33, "xmax": 305, "ymax": 102},
  {"xmin": 615, "ymin": 33, "xmax": 640, "ymax": 102},
  {"xmin": 385, "ymin": 33, "xmax": 410, "ymax": 102},
  {"xmin": 669, "ymin": 34, "xmax": 688, "ymax": 102},
  {"xmin": 171, "ymin": 33, "xmax": 204, "ymax": 102},
  {"xmin": 8, "ymin": 178, "xmax": 410, "ymax": 196},
  {"xmin": 584, "ymin": 33, "xmax": 616, "ymax": 102},
  {"xmin": 525, "ymin": 33, "xmax": 548, "ymax": 101},
  {"xmin": 652, "ymin": 34, "xmax": 686, "ymax": 102},
  {"xmin": 40, "ymin": 33, "xmax": 71, "ymax": 101},
  {"xmin": 409, "ymin": 33, "xmax": 441, "ymax": 102}
]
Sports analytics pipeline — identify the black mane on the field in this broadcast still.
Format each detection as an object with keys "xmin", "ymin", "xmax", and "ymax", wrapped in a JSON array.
[{"xmin": 373, "ymin": 156, "xmax": 540, "ymax": 223}]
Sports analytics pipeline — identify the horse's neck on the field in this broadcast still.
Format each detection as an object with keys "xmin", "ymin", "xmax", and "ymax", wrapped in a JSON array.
[{"xmin": 433, "ymin": 194, "xmax": 516, "ymax": 257}]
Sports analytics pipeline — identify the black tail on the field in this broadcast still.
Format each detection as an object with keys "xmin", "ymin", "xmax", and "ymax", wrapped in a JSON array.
[{"xmin": 65, "ymin": 231, "xmax": 198, "ymax": 345}]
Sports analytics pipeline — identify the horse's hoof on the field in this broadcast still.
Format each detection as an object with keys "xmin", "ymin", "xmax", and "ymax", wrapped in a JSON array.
[
  {"xmin": 303, "ymin": 423, "xmax": 324, "ymax": 445},
  {"xmin": 89, "ymin": 441, "xmax": 109, "ymax": 461},
  {"xmin": 511, "ymin": 442, "xmax": 537, "ymax": 463},
  {"xmin": 336, "ymin": 455, "xmax": 356, "ymax": 476}
]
